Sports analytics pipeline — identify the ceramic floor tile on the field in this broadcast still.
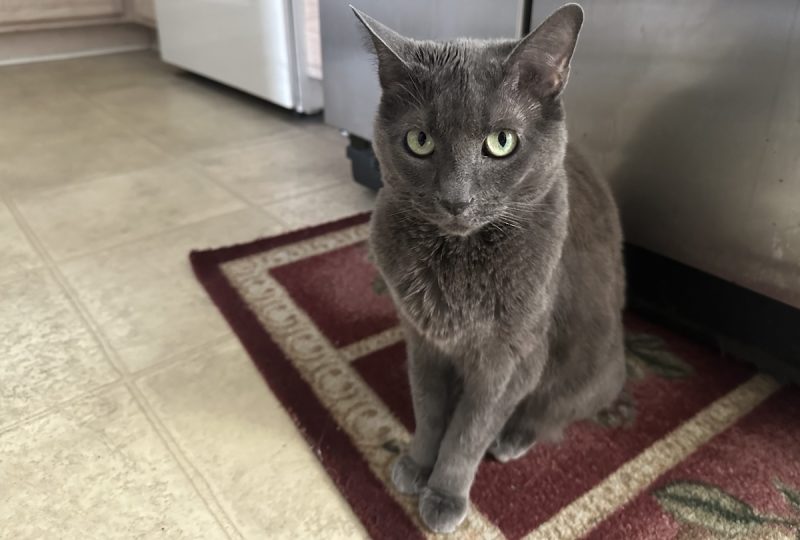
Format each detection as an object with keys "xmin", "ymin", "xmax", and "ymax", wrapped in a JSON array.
[
  {"xmin": 91, "ymin": 78, "xmax": 297, "ymax": 154},
  {"xmin": 0, "ymin": 121, "xmax": 169, "ymax": 194},
  {"xmin": 137, "ymin": 338, "xmax": 367, "ymax": 540},
  {"xmin": 65, "ymin": 51, "xmax": 181, "ymax": 94},
  {"xmin": 263, "ymin": 181, "xmax": 376, "ymax": 229},
  {"xmin": 0, "ymin": 76, "xmax": 32, "ymax": 104},
  {"xmin": 0, "ymin": 270, "xmax": 118, "ymax": 428},
  {"xmin": 0, "ymin": 90, "xmax": 122, "ymax": 148},
  {"xmin": 0, "ymin": 201, "xmax": 41, "ymax": 283},
  {"xmin": 193, "ymin": 126, "xmax": 350, "ymax": 204},
  {"xmin": 0, "ymin": 385, "xmax": 228, "ymax": 540},
  {"xmin": 16, "ymin": 162, "xmax": 245, "ymax": 260},
  {"xmin": 59, "ymin": 208, "xmax": 286, "ymax": 373},
  {"xmin": 2, "ymin": 50, "xmax": 371, "ymax": 538},
  {"xmin": 90, "ymin": 77, "xmax": 238, "ymax": 124},
  {"xmin": 0, "ymin": 60, "xmax": 69, "ymax": 94},
  {"xmin": 134, "ymin": 109, "xmax": 291, "ymax": 155}
]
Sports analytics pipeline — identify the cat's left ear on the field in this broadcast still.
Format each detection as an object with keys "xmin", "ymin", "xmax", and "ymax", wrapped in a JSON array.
[{"xmin": 504, "ymin": 3, "xmax": 584, "ymax": 97}]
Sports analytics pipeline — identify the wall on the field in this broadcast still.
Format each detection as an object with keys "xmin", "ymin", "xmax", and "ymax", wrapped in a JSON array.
[{"xmin": 0, "ymin": 0, "xmax": 157, "ymax": 64}]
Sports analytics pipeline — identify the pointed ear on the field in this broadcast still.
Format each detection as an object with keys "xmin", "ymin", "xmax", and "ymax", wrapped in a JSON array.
[
  {"xmin": 351, "ymin": 6, "xmax": 411, "ymax": 90},
  {"xmin": 505, "ymin": 3, "xmax": 584, "ymax": 97}
]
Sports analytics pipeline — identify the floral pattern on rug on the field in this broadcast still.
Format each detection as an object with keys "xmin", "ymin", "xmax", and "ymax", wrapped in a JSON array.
[
  {"xmin": 626, "ymin": 333, "xmax": 695, "ymax": 381},
  {"xmin": 654, "ymin": 480, "xmax": 800, "ymax": 539}
]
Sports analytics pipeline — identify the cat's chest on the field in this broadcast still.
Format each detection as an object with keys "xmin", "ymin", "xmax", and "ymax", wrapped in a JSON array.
[{"xmin": 377, "ymin": 232, "xmax": 508, "ymax": 340}]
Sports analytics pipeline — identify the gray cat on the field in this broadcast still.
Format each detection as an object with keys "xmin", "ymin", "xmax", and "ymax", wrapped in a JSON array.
[{"xmin": 355, "ymin": 4, "xmax": 627, "ymax": 534}]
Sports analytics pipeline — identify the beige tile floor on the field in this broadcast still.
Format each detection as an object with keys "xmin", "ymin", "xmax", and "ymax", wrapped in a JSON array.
[{"xmin": 0, "ymin": 51, "xmax": 375, "ymax": 539}]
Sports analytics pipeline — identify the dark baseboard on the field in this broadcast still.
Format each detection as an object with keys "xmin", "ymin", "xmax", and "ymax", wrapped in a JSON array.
[
  {"xmin": 625, "ymin": 244, "xmax": 800, "ymax": 385},
  {"xmin": 344, "ymin": 137, "xmax": 799, "ymax": 385},
  {"xmin": 0, "ymin": 23, "xmax": 155, "ymax": 66}
]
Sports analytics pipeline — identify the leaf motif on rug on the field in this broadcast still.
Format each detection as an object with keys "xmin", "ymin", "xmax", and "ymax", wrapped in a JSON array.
[
  {"xmin": 626, "ymin": 332, "xmax": 695, "ymax": 380},
  {"xmin": 654, "ymin": 480, "xmax": 800, "ymax": 538},
  {"xmin": 776, "ymin": 481, "xmax": 800, "ymax": 514}
]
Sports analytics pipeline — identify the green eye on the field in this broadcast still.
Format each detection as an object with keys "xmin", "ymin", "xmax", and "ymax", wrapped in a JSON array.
[
  {"xmin": 484, "ymin": 130, "xmax": 518, "ymax": 158},
  {"xmin": 405, "ymin": 129, "xmax": 435, "ymax": 156}
]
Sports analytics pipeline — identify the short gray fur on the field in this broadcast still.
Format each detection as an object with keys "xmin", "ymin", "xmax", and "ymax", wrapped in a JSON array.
[{"xmin": 354, "ymin": 4, "xmax": 627, "ymax": 534}]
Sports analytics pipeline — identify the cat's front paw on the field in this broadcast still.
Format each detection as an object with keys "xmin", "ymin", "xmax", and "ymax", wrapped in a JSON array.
[
  {"xmin": 391, "ymin": 454, "xmax": 431, "ymax": 495},
  {"xmin": 418, "ymin": 486, "xmax": 468, "ymax": 534}
]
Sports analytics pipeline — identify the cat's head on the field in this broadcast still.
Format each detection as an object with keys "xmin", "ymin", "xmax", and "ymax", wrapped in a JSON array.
[{"xmin": 354, "ymin": 4, "xmax": 583, "ymax": 236}]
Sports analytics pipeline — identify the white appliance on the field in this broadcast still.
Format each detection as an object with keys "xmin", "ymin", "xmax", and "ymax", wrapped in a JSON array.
[{"xmin": 154, "ymin": 0, "xmax": 323, "ymax": 113}]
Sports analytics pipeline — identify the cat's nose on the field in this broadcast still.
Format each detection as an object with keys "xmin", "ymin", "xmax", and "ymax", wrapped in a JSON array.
[{"xmin": 440, "ymin": 197, "xmax": 473, "ymax": 216}]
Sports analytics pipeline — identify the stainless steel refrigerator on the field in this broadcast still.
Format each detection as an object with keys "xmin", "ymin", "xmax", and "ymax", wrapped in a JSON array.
[{"xmin": 320, "ymin": 1, "xmax": 800, "ymax": 378}]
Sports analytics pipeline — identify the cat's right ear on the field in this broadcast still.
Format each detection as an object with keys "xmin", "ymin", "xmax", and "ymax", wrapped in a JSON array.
[{"xmin": 351, "ymin": 6, "xmax": 410, "ymax": 90}]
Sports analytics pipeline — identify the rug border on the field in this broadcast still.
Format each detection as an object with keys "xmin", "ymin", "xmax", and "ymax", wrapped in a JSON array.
[
  {"xmin": 190, "ymin": 213, "xmax": 372, "ymax": 265},
  {"xmin": 190, "ymin": 213, "xmax": 424, "ymax": 540}
]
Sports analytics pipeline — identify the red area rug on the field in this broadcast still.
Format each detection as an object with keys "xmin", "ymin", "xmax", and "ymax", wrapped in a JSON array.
[{"xmin": 190, "ymin": 213, "xmax": 800, "ymax": 539}]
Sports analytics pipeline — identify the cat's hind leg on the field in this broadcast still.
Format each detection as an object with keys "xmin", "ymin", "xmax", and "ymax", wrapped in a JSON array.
[
  {"xmin": 487, "ymin": 426, "xmax": 537, "ymax": 463},
  {"xmin": 488, "ymin": 372, "xmax": 615, "ymax": 463},
  {"xmin": 593, "ymin": 387, "xmax": 635, "ymax": 428},
  {"xmin": 487, "ymin": 392, "xmax": 545, "ymax": 463}
]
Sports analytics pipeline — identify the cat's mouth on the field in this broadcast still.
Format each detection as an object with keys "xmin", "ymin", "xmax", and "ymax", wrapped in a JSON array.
[{"xmin": 437, "ymin": 216, "xmax": 480, "ymax": 237}]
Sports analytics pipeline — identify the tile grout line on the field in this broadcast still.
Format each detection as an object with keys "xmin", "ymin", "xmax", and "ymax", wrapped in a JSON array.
[
  {"xmin": 179, "ymin": 123, "xmax": 326, "ymax": 159},
  {"xmin": 9, "ymin": 161, "xmax": 252, "ymax": 262},
  {"xmin": 5, "ymin": 118, "xmax": 352, "ymax": 263},
  {"xmin": 2, "ymin": 93, "xmax": 178, "ymax": 199},
  {"xmin": 5, "ymin": 113, "xmax": 314, "ymax": 205},
  {"xmin": 257, "ymin": 180, "xmax": 378, "ymax": 232},
  {"xmin": 2, "ymin": 192, "xmax": 244, "ymax": 540},
  {"xmin": 180, "ymin": 153, "xmax": 347, "ymax": 224},
  {"xmin": 39, "ymin": 175, "xmax": 365, "ymax": 267},
  {"xmin": 43, "ymin": 205, "xmax": 254, "ymax": 265},
  {"xmin": 127, "ymin": 383, "xmax": 245, "ymax": 540},
  {"xmin": 0, "ymin": 194, "xmax": 125, "ymax": 384},
  {"xmin": 81, "ymin": 83, "xmax": 308, "ymax": 172},
  {"xmin": 0, "ymin": 378, "xmax": 123, "ymax": 436},
  {"xmin": 177, "ymin": 157, "xmax": 300, "ymax": 232},
  {"xmin": 6, "ymin": 153, "xmax": 182, "ymax": 202}
]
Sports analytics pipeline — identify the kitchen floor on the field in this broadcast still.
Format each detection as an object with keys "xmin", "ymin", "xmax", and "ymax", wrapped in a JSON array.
[{"xmin": 0, "ymin": 51, "xmax": 374, "ymax": 539}]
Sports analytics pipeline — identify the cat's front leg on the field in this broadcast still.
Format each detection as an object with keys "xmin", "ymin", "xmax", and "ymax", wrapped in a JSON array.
[
  {"xmin": 418, "ymin": 361, "xmax": 527, "ymax": 534},
  {"xmin": 391, "ymin": 331, "xmax": 453, "ymax": 495}
]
